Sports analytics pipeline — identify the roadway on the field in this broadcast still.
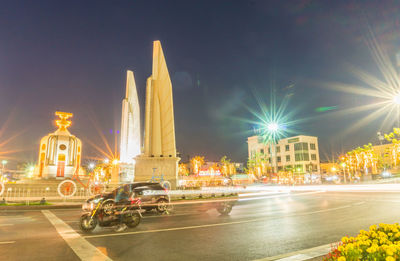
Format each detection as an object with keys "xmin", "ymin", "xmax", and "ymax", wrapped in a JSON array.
[{"xmin": 2, "ymin": 189, "xmax": 400, "ymax": 260}]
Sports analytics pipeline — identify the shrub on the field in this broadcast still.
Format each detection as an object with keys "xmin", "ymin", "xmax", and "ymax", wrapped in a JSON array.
[{"xmin": 324, "ymin": 223, "xmax": 400, "ymax": 261}]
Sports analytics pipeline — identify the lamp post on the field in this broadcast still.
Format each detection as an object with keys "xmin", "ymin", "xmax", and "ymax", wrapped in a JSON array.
[
  {"xmin": 266, "ymin": 122, "xmax": 279, "ymax": 183},
  {"xmin": 393, "ymin": 93, "xmax": 400, "ymax": 126},
  {"xmin": 341, "ymin": 162, "xmax": 347, "ymax": 183},
  {"xmin": 1, "ymin": 160, "xmax": 7, "ymax": 175},
  {"xmin": 111, "ymin": 159, "xmax": 120, "ymax": 185}
]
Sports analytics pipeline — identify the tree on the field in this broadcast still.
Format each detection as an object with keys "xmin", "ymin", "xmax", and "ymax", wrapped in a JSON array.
[
  {"xmin": 345, "ymin": 143, "xmax": 378, "ymax": 177},
  {"xmin": 220, "ymin": 156, "xmax": 235, "ymax": 176},
  {"xmin": 385, "ymin": 128, "xmax": 400, "ymax": 167},
  {"xmin": 190, "ymin": 156, "xmax": 205, "ymax": 175},
  {"xmin": 246, "ymin": 152, "xmax": 268, "ymax": 178},
  {"xmin": 178, "ymin": 163, "xmax": 189, "ymax": 176}
]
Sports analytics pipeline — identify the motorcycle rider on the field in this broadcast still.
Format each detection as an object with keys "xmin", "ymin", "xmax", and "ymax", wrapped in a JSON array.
[{"xmin": 114, "ymin": 185, "xmax": 131, "ymax": 232}]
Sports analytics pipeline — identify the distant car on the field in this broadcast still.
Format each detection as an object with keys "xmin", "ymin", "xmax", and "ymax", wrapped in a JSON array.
[{"xmin": 83, "ymin": 182, "xmax": 170, "ymax": 214}]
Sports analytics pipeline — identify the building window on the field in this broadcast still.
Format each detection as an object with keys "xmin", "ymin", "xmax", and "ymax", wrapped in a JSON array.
[
  {"xmin": 285, "ymin": 145, "xmax": 289, "ymax": 151},
  {"xmin": 268, "ymin": 147, "xmax": 271, "ymax": 154},
  {"xmin": 260, "ymin": 149, "xmax": 264, "ymax": 154},
  {"xmin": 310, "ymin": 143, "xmax": 316, "ymax": 150},
  {"xmin": 286, "ymin": 155, "xmax": 290, "ymax": 162},
  {"xmin": 276, "ymin": 146, "xmax": 280, "ymax": 153},
  {"xmin": 268, "ymin": 158, "xmax": 271, "ymax": 163},
  {"xmin": 294, "ymin": 142, "xmax": 308, "ymax": 151},
  {"xmin": 277, "ymin": 156, "xmax": 281, "ymax": 163},
  {"xmin": 295, "ymin": 153, "xmax": 309, "ymax": 162},
  {"xmin": 311, "ymin": 154, "xmax": 317, "ymax": 160}
]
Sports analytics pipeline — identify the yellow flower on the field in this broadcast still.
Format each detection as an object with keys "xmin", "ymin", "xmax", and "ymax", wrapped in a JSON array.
[
  {"xmin": 386, "ymin": 256, "xmax": 395, "ymax": 261},
  {"xmin": 338, "ymin": 257, "xmax": 346, "ymax": 261}
]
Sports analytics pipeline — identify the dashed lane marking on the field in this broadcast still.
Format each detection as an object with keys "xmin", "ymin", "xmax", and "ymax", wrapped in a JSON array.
[
  {"xmin": 255, "ymin": 242, "xmax": 337, "ymax": 261},
  {"xmin": 42, "ymin": 210, "xmax": 112, "ymax": 261},
  {"xmin": 238, "ymin": 191, "xmax": 324, "ymax": 202},
  {"xmin": 0, "ymin": 241, "xmax": 15, "ymax": 244}
]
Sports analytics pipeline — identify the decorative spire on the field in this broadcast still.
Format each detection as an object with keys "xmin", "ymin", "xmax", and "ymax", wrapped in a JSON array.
[{"xmin": 55, "ymin": 111, "xmax": 73, "ymax": 131}]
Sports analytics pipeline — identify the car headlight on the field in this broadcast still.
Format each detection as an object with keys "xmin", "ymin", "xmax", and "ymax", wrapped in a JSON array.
[
  {"xmin": 92, "ymin": 197, "xmax": 103, "ymax": 204},
  {"xmin": 82, "ymin": 202, "xmax": 96, "ymax": 210}
]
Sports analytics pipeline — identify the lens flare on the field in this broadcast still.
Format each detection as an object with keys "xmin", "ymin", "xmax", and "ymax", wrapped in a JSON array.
[
  {"xmin": 244, "ymin": 87, "xmax": 305, "ymax": 145},
  {"xmin": 320, "ymin": 29, "xmax": 400, "ymax": 134}
]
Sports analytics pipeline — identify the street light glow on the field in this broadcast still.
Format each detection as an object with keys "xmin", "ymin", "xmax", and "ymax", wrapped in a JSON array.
[
  {"xmin": 267, "ymin": 122, "xmax": 279, "ymax": 132},
  {"xmin": 89, "ymin": 163, "xmax": 95, "ymax": 169},
  {"xmin": 393, "ymin": 93, "xmax": 400, "ymax": 105}
]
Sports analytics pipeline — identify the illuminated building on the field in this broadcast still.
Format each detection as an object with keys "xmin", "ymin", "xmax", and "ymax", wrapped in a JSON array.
[
  {"xmin": 35, "ymin": 112, "xmax": 83, "ymax": 179},
  {"xmin": 248, "ymin": 135, "xmax": 320, "ymax": 175}
]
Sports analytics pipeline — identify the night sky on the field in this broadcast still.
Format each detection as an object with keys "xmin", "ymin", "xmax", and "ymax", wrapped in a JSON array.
[{"xmin": 1, "ymin": 1, "xmax": 400, "ymax": 166}]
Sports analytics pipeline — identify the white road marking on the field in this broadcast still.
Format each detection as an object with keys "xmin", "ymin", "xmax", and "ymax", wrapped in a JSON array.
[
  {"xmin": 0, "ymin": 241, "xmax": 15, "ymax": 244},
  {"xmin": 84, "ymin": 200, "xmax": 363, "ymax": 239},
  {"xmin": 42, "ymin": 210, "xmax": 112, "ymax": 261},
  {"xmin": 255, "ymin": 242, "xmax": 336, "ymax": 261},
  {"xmin": 0, "ymin": 224, "xmax": 14, "ymax": 227},
  {"xmin": 238, "ymin": 191, "xmax": 324, "ymax": 202}
]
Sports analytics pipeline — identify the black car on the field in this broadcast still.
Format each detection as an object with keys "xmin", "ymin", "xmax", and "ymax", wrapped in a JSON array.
[{"xmin": 83, "ymin": 182, "xmax": 170, "ymax": 214}]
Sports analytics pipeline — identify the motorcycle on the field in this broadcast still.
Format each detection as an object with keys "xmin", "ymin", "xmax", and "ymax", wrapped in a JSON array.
[{"xmin": 79, "ymin": 197, "xmax": 143, "ymax": 233}]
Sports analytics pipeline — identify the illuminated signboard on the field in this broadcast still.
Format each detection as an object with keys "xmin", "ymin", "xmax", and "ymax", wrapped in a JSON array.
[
  {"xmin": 198, "ymin": 170, "xmax": 222, "ymax": 176},
  {"xmin": 288, "ymin": 138, "xmax": 299, "ymax": 143}
]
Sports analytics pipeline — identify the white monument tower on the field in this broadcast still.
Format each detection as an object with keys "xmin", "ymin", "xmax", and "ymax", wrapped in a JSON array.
[
  {"xmin": 135, "ymin": 40, "xmax": 180, "ymax": 188},
  {"xmin": 119, "ymin": 70, "xmax": 141, "ymax": 182}
]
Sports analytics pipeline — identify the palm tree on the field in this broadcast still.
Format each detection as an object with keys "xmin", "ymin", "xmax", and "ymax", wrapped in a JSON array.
[{"xmin": 190, "ymin": 156, "xmax": 205, "ymax": 175}]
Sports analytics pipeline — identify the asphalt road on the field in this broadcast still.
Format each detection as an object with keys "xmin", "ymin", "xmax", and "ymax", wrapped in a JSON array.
[{"xmin": 2, "ymin": 190, "xmax": 400, "ymax": 261}]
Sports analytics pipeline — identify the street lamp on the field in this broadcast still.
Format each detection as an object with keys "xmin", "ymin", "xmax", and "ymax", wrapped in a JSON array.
[
  {"xmin": 267, "ymin": 122, "xmax": 279, "ymax": 132},
  {"xmin": 393, "ymin": 93, "xmax": 400, "ymax": 105},
  {"xmin": 88, "ymin": 163, "xmax": 95, "ymax": 170},
  {"xmin": 1, "ymin": 160, "xmax": 7, "ymax": 175},
  {"xmin": 104, "ymin": 158, "xmax": 109, "ymax": 164}
]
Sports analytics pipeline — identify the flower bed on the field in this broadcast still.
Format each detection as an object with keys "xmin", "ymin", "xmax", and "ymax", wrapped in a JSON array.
[{"xmin": 324, "ymin": 223, "xmax": 400, "ymax": 261}]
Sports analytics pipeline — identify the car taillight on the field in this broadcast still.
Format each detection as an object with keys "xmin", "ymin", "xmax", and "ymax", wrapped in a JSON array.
[{"xmin": 129, "ymin": 197, "xmax": 141, "ymax": 205}]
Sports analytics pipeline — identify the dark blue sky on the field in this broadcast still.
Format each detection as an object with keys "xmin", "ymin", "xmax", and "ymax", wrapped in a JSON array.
[{"xmin": 1, "ymin": 0, "xmax": 400, "ymax": 165}]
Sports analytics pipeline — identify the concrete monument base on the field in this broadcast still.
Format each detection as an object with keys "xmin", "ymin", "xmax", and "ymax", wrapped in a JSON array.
[
  {"xmin": 134, "ymin": 156, "xmax": 180, "ymax": 189},
  {"xmin": 119, "ymin": 163, "xmax": 135, "ymax": 183}
]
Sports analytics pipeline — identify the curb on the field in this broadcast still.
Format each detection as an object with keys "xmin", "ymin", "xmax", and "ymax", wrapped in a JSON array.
[
  {"xmin": 0, "ymin": 204, "xmax": 81, "ymax": 210},
  {"xmin": 0, "ymin": 195, "xmax": 238, "ymax": 210}
]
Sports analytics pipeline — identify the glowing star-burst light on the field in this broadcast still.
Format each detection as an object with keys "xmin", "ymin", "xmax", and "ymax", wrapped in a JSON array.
[
  {"xmin": 267, "ymin": 122, "xmax": 279, "ymax": 132},
  {"xmin": 393, "ymin": 93, "xmax": 400, "ymax": 105},
  {"xmin": 321, "ymin": 30, "xmax": 400, "ymax": 133},
  {"xmin": 243, "ymin": 86, "xmax": 304, "ymax": 145}
]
